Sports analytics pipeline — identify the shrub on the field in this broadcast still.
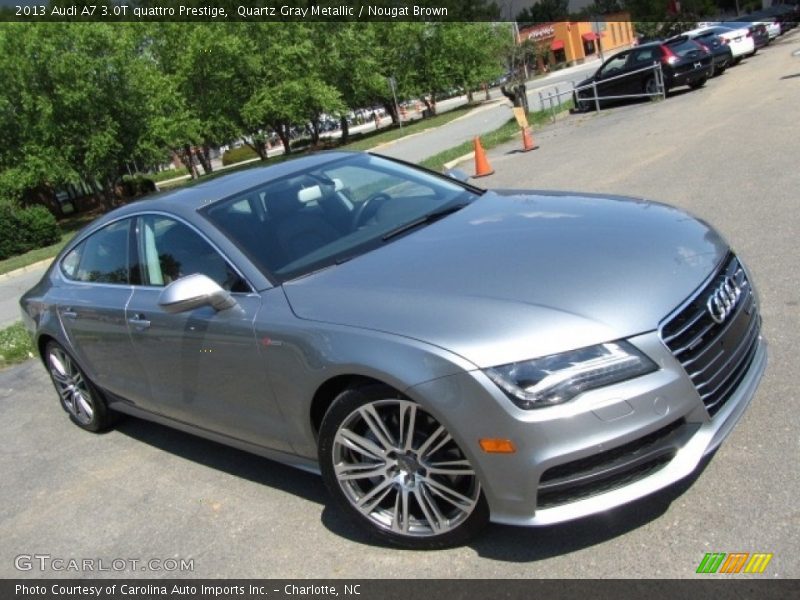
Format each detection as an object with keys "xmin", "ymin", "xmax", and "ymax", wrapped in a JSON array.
[
  {"xmin": 148, "ymin": 167, "xmax": 188, "ymax": 183},
  {"xmin": 291, "ymin": 138, "xmax": 313, "ymax": 151},
  {"xmin": 120, "ymin": 174, "xmax": 156, "ymax": 197},
  {"xmin": 222, "ymin": 145, "xmax": 259, "ymax": 166},
  {"xmin": 0, "ymin": 203, "xmax": 61, "ymax": 260}
]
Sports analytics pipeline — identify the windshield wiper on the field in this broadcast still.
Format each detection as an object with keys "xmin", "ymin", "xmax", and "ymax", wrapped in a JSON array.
[{"xmin": 381, "ymin": 203, "xmax": 467, "ymax": 242}]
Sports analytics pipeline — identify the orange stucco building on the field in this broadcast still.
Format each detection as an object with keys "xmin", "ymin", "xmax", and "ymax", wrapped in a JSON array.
[{"xmin": 518, "ymin": 15, "xmax": 636, "ymax": 69}]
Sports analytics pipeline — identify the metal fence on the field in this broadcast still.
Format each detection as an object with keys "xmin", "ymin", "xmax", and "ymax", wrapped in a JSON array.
[{"xmin": 534, "ymin": 62, "xmax": 667, "ymax": 122}]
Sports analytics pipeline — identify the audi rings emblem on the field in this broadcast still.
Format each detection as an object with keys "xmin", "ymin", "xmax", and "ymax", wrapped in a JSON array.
[{"xmin": 706, "ymin": 276, "xmax": 742, "ymax": 324}]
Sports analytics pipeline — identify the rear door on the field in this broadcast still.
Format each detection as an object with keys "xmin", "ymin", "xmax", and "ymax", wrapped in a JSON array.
[
  {"xmin": 54, "ymin": 218, "xmax": 149, "ymax": 403},
  {"xmin": 125, "ymin": 214, "xmax": 292, "ymax": 452},
  {"xmin": 625, "ymin": 47, "xmax": 661, "ymax": 95}
]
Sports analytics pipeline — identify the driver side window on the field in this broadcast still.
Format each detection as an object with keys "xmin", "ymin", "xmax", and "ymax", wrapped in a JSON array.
[{"xmin": 134, "ymin": 216, "xmax": 249, "ymax": 293}]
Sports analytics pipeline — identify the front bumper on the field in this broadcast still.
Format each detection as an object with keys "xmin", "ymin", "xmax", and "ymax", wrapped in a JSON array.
[{"xmin": 406, "ymin": 331, "xmax": 767, "ymax": 527}]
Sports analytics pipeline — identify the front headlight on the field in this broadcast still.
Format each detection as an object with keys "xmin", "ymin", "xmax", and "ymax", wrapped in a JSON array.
[{"xmin": 484, "ymin": 341, "xmax": 657, "ymax": 409}]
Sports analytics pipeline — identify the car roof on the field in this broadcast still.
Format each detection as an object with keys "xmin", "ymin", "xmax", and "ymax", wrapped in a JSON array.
[{"xmin": 633, "ymin": 41, "xmax": 664, "ymax": 49}]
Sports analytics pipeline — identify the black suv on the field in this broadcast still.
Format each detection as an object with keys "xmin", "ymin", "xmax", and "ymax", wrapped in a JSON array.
[{"xmin": 573, "ymin": 37, "xmax": 712, "ymax": 111}]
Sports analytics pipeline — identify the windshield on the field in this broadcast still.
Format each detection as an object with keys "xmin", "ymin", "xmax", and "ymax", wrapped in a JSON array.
[{"xmin": 204, "ymin": 153, "xmax": 480, "ymax": 282}]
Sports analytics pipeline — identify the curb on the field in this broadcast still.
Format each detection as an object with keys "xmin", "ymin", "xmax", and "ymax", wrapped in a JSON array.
[
  {"xmin": 0, "ymin": 258, "xmax": 53, "ymax": 282},
  {"xmin": 370, "ymin": 100, "xmax": 503, "ymax": 152},
  {"xmin": 443, "ymin": 153, "xmax": 475, "ymax": 170}
]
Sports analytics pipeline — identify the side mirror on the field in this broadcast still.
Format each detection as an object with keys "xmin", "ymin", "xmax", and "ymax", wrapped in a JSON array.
[
  {"xmin": 158, "ymin": 273, "xmax": 236, "ymax": 314},
  {"xmin": 444, "ymin": 168, "xmax": 470, "ymax": 183}
]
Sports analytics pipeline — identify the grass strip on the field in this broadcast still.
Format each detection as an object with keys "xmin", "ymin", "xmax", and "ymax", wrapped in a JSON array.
[
  {"xmin": 0, "ymin": 214, "xmax": 96, "ymax": 275},
  {"xmin": 0, "ymin": 322, "xmax": 35, "ymax": 369}
]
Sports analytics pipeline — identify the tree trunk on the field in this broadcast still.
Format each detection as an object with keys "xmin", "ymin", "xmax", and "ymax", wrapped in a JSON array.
[
  {"xmin": 339, "ymin": 116, "xmax": 350, "ymax": 145},
  {"xmin": 101, "ymin": 177, "xmax": 116, "ymax": 211},
  {"xmin": 245, "ymin": 138, "xmax": 268, "ymax": 161},
  {"xmin": 275, "ymin": 123, "xmax": 291, "ymax": 155},
  {"xmin": 179, "ymin": 144, "xmax": 200, "ymax": 179},
  {"xmin": 382, "ymin": 101, "xmax": 398, "ymax": 125},
  {"xmin": 310, "ymin": 118, "xmax": 320, "ymax": 146},
  {"xmin": 467, "ymin": 88, "xmax": 474, "ymax": 103},
  {"xmin": 422, "ymin": 96, "xmax": 437, "ymax": 116},
  {"xmin": 196, "ymin": 144, "xmax": 213, "ymax": 175}
]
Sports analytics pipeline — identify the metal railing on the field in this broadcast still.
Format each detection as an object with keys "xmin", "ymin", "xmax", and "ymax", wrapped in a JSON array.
[{"xmin": 535, "ymin": 62, "xmax": 667, "ymax": 122}]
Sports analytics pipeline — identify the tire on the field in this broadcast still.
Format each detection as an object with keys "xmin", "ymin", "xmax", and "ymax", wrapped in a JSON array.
[
  {"xmin": 689, "ymin": 77, "xmax": 707, "ymax": 90},
  {"xmin": 318, "ymin": 384, "xmax": 489, "ymax": 549},
  {"xmin": 45, "ymin": 341, "xmax": 116, "ymax": 432},
  {"xmin": 716, "ymin": 65, "xmax": 726, "ymax": 76},
  {"xmin": 733, "ymin": 56, "xmax": 742, "ymax": 66},
  {"xmin": 644, "ymin": 77, "xmax": 660, "ymax": 101}
]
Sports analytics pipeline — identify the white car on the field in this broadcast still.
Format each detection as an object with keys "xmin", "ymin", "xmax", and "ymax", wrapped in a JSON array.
[
  {"xmin": 686, "ymin": 26, "xmax": 755, "ymax": 63},
  {"xmin": 752, "ymin": 18, "xmax": 781, "ymax": 39}
]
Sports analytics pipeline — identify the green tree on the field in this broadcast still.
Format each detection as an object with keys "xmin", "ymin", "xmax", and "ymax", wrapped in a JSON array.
[
  {"xmin": 146, "ymin": 23, "xmax": 259, "ymax": 174},
  {"xmin": 314, "ymin": 24, "xmax": 388, "ymax": 143},
  {"xmin": 0, "ymin": 23, "xmax": 156, "ymax": 210},
  {"xmin": 242, "ymin": 23, "xmax": 344, "ymax": 156},
  {"xmin": 516, "ymin": 0, "xmax": 569, "ymax": 25},
  {"xmin": 438, "ymin": 24, "xmax": 509, "ymax": 104}
]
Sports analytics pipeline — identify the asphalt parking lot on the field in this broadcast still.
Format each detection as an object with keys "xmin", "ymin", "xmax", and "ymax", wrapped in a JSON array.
[{"xmin": 2, "ymin": 31, "xmax": 799, "ymax": 579}]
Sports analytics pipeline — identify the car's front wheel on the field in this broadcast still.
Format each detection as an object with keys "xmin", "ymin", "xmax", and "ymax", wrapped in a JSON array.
[
  {"xmin": 319, "ymin": 384, "xmax": 489, "ymax": 548},
  {"xmin": 45, "ymin": 341, "xmax": 115, "ymax": 432}
]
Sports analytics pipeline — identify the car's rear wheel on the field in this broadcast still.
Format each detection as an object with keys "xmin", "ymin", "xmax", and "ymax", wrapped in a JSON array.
[
  {"xmin": 689, "ymin": 77, "xmax": 707, "ymax": 90},
  {"xmin": 644, "ymin": 76, "xmax": 660, "ymax": 100},
  {"xmin": 319, "ymin": 384, "xmax": 489, "ymax": 549},
  {"xmin": 45, "ymin": 341, "xmax": 114, "ymax": 432}
]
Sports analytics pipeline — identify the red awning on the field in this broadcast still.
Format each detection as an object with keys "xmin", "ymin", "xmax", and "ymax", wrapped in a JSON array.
[
  {"xmin": 550, "ymin": 40, "xmax": 565, "ymax": 51},
  {"xmin": 582, "ymin": 32, "xmax": 601, "ymax": 41}
]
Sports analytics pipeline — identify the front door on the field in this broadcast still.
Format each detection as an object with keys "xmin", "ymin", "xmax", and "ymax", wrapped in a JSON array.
[
  {"xmin": 125, "ymin": 214, "xmax": 291, "ymax": 452},
  {"xmin": 595, "ymin": 51, "xmax": 632, "ymax": 100}
]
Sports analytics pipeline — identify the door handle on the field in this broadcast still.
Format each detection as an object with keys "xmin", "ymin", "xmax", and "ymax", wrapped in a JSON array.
[
  {"xmin": 128, "ymin": 314, "xmax": 151, "ymax": 330},
  {"xmin": 61, "ymin": 308, "xmax": 78, "ymax": 320}
]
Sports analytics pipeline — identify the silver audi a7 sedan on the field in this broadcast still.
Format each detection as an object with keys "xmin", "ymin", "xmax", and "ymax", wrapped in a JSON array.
[{"xmin": 21, "ymin": 152, "xmax": 767, "ymax": 548}]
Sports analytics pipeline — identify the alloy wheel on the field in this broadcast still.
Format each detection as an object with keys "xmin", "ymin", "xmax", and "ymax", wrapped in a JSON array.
[
  {"xmin": 48, "ymin": 346, "xmax": 95, "ymax": 426},
  {"xmin": 331, "ymin": 398, "xmax": 480, "ymax": 537}
]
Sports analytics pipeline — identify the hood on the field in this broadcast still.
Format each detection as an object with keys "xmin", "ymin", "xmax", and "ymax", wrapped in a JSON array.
[{"xmin": 283, "ymin": 191, "xmax": 728, "ymax": 368}]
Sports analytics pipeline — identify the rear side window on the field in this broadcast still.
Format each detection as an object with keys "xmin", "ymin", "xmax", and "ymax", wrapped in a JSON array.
[
  {"xmin": 61, "ymin": 220, "xmax": 131, "ymax": 284},
  {"xmin": 629, "ymin": 48, "xmax": 658, "ymax": 65}
]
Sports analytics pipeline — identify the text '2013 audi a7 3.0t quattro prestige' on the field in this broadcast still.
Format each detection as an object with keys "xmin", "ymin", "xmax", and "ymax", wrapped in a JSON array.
[{"xmin": 21, "ymin": 152, "xmax": 766, "ymax": 548}]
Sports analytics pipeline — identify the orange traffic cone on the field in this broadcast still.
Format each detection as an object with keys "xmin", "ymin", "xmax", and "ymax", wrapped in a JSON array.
[
  {"xmin": 473, "ymin": 137, "xmax": 494, "ymax": 177},
  {"xmin": 521, "ymin": 126, "xmax": 539, "ymax": 152}
]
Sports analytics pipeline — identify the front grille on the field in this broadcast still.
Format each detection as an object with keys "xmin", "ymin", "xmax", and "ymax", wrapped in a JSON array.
[
  {"xmin": 660, "ymin": 253, "xmax": 761, "ymax": 417},
  {"xmin": 537, "ymin": 419, "xmax": 694, "ymax": 509}
]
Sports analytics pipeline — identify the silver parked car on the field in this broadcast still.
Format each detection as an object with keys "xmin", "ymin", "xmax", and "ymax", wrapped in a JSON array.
[{"xmin": 21, "ymin": 152, "xmax": 767, "ymax": 548}]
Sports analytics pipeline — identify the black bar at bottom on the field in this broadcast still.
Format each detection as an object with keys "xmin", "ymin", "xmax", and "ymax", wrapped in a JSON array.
[{"xmin": 2, "ymin": 579, "xmax": 798, "ymax": 600}]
